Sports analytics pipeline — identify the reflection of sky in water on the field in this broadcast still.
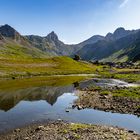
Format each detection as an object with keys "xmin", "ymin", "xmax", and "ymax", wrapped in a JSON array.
[{"xmin": 0, "ymin": 78, "xmax": 140, "ymax": 134}]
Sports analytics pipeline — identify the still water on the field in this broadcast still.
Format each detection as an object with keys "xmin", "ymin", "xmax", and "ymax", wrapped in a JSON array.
[{"xmin": 0, "ymin": 76, "xmax": 140, "ymax": 133}]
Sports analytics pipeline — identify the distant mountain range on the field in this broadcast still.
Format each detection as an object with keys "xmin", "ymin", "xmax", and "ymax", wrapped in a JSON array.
[
  {"xmin": 0, "ymin": 24, "xmax": 140, "ymax": 62},
  {"xmin": 76, "ymin": 27, "xmax": 140, "ymax": 62}
]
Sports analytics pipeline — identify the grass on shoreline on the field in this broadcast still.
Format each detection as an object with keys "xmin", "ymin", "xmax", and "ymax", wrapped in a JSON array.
[
  {"xmin": 111, "ymin": 73, "xmax": 140, "ymax": 83},
  {"xmin": 98, "ymin": 67, "xmax": 140, "ymax": 83},
  {"xmin": 87, "ymin": 86, "xmax": 140, "ymax": 99}
]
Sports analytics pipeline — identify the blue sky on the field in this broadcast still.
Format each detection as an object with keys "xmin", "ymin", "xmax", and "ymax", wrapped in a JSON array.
[{"xmin": 0, "ymin": 0, "xmax": 140, "ymax": 44}]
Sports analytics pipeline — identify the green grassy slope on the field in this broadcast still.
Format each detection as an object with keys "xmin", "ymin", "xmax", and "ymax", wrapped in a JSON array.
[
  {"xmin": 101, "ymin": 40, "xmax": 140, "ymax": 62},
  {"xmin": 0, "ymin": 56, "xmax": 97, "ymax": 78},
  {"xmin": 0, "ymin": 40, "xmax": 51, "ymax": 59}
]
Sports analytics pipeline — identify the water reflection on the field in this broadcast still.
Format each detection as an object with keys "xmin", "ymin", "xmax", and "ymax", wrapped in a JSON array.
[
  {"xmin": 0, "ymin": 76, "xmax": 139, "ymax": 134},
  {"xmin": 0, "ymin": 76, "xmax": 85, "ymax": 112},
  {"xmin": 0, "ymin": 85, "xmax": 75, "ymax": 111},
  {"xmin": 0, "ymin": 77, "xmax": 138, "ymax": 112}
]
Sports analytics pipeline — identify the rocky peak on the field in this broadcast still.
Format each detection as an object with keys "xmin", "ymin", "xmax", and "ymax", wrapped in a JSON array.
[
  {"xmin": 114, "ymin": 27, "xmax": 125, "ymax": 33},
  {"xmin": 46, "ymin": 31, "xmax": 59, "ymax": 42},
  {"xmin": 106, "ymin": 27, "xmax": 132, "ymax": 40},
  {"xmin": 113, "ymin": 27, "xmax": 127, "ymax": 38},
  {"xmin": 106, "ymin": 33, "xmax": 113, "ymax": 38},
  {"xmin": 0, "ymin": 24, "xmax": 21, "ymax": 40}
]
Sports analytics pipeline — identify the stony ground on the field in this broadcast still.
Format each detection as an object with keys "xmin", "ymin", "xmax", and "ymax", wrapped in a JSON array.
[
  {"xmin": 74, "ymin": 90, "xmax": 140, "ymax": 116},
  {"xmin": 0, "ymin": 121, "xmax": 140, "ymax": 140}
]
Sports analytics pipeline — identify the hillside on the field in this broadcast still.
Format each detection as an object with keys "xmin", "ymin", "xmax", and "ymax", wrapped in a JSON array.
[
  {"xmin": 101, "ymin": 39, "xmax": 140, "ymax": 62},
  {"xmin": 76, "ymin": 28, "xmax": 140, "ymax": 62},
  {"xmin": 0, "ymin": 56, "xmax": 96, "ymax": 78},
  {"xmin": 0, "ymin": 25, "xmax": 51, "ymax": 59}
]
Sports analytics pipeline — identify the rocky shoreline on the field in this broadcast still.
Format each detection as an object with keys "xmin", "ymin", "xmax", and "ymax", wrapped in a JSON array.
[
  {"xmin": 74, "ymin": 90, "xmax": 140, "ymax": 117},
  {"xmin": 0, "ymin": 121, "xmax": 140, "ymax": 140}
]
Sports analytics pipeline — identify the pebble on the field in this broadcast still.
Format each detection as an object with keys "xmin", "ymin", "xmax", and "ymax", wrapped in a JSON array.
[
  {"xmin": 77, "ymin": 105, "xmax": 83, "ymax": 110},
  {"xmin": 14, "ymin": 129, "xmax": 20, "ymax": 132},
  {"xmin": 128, "ymin": 130, "xmax": 134, "ymax": 133},
  {"xmin": 65, "ymin": 109, "xmax": 70, "ymax": 112},
  {"xmin": 35, "ymin": 126, "xmax": 45, "ymax": 131},
  {"xmin": 24, "ymin": 137, "xmax": 29, "ymax": 140}
]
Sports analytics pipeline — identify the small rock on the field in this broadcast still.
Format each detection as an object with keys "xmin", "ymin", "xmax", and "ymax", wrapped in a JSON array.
[
  {"xmin": 57, "ymin": 119, "xmax": 62, "ymax": 121},
  {"xmin": 35, "ymin": 126, "xmax": 45, "ymax": 131},
  {"xmin": 12, "ymin": 77, "xmax": 15, "ymax": 80},
  {"xmin": 72, "ymin": 104, "xmax": 77, "ymax": 109},
  {"xmin": 65, "ymin": 109, "xmax": 70, "ymax": 112},
  {"xmin": 77, "ymin": 105, "xmax": 83, "ymax": 110},
  {"xmin": 128, "ymin": 130, "xmax": 134, "ymax": 133},
  {"xmin": 135, "ymin": 108, "xmax": 140, "ymax": 113},
  {"xmin": 14, "ymin": 128, "xmax": 20, "ymax": 132},
  {"xmin": 24, "ymin": 137, "xmax": 29, "ymax": 140}
]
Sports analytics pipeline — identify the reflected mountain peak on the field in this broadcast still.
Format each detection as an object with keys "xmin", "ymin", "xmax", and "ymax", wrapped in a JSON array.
[{"xmin": 0, "ymin": 85, "xmax": 74, "ymax": 112}]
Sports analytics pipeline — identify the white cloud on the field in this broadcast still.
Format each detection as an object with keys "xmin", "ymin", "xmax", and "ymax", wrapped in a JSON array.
[{"xmin": 119, "ymin": 0, "xmax": 129, "ymax": 8}]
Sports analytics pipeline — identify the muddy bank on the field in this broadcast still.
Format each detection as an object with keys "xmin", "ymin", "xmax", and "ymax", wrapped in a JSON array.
[
  {"xmin": 74, "ymin": 90, "xmax": 140, "ymax": 117},
  {"xmin": 0, "ymin": 121, "xmax": 139, "ymax": 140}
]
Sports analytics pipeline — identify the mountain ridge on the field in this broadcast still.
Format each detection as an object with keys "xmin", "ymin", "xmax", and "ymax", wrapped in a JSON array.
[
  {"xmin": 76, "ymin": 28, "xmax": 140, "ymax": 62},
  {"xmin": 0, "ymin": 24, "xmax": 140, "ymax": 62}
]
